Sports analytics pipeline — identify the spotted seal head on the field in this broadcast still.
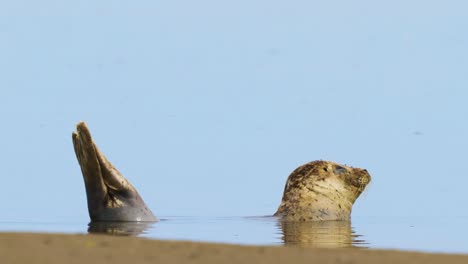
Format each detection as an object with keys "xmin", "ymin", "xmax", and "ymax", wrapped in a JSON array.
[
  {"xmin": 274, "ymin": 160, "xmax": 370, "ymax": 221},
  {"xmin": 72, "ymin": 121, "xmax": 157, "ymax": 222}
]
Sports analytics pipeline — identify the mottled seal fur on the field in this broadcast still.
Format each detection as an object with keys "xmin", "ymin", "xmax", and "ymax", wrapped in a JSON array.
[
  {"xmin": 274, "ymin": 160, "xmax": 370, "ymax": 221},
  {"xmin": 72, "ymin": 122, "xmax": 156, "ymax": 222}
]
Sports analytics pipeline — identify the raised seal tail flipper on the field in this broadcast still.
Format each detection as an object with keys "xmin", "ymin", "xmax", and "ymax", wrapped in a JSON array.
[
  {"xmin": 72, "ymin": 121, "xmax": 157, "ymax": 222},
  {"xmin": 72, "ymin": 122, "xmax": 107, "ymax": 204}
]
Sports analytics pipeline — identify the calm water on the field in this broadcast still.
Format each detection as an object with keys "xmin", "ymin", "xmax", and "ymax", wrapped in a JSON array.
[
  {"xmin": 1, "ymin": 215, "xmax": 468, "ymax": 253},
  {"xmin": 2, "ymin": 0, "xmax": 468, "ymax": 255}
]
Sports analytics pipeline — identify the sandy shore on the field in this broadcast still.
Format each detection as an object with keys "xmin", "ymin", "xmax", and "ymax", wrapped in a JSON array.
[{"xmin": 0, "ymin": 233, "xmax": 467, "ymax": 264}]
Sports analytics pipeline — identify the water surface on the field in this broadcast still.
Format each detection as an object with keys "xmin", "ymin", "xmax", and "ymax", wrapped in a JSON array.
[{"xmin": 2, "ymin": 215, "xmax": 468, "ymax": 253}]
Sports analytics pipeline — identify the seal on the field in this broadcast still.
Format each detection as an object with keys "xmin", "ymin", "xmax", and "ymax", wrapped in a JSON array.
[
  {"xmin": 72, "ymin": 121, "xmax": 157, "ymax": 222},
  {"xmin": 274, "ymin": 160, "xmax": 370, "ymax": 221}
]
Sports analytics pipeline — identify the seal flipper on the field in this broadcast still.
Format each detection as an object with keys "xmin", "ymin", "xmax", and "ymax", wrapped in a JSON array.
[
  {"xmin": 72, "ymin": 121, "xmax": 157, "ymax": 222},
  {"xmin": 72, "ymin": 123, "xmax": 107, "ymax": 215}
]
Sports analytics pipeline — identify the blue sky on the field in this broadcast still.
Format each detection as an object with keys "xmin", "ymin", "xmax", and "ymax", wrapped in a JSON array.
[{"xmin": 1, "ymin": 1, "xmax": 468, "ymax": 225}]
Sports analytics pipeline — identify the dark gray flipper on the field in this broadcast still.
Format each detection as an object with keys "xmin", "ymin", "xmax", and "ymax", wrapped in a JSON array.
[{"xmin": 72, "ymin": 121, "xmax": 157, "ymax": 222}]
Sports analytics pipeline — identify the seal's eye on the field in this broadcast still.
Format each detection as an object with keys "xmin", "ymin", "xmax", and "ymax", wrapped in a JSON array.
[{"xmin": 334, "ymin": 166, "xmax": 347, "ymax": 175}]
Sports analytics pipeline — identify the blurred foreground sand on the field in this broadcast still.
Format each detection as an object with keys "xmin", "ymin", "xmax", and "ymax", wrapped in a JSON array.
[{"xmin": 0, "ymin": 233, "xmax": 467, "ymax": 264}]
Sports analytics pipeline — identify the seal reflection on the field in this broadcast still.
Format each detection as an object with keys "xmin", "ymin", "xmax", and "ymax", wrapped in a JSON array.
[
  {"xmin": 277, "ymin": 220, "xmax": 367, "ymax": 248},
  {"xmin": 88, "ymin": 221, "xmax": 155, "ymax": 236}
]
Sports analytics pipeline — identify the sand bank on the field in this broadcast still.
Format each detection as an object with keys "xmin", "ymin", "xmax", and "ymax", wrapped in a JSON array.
[{"xmin": 0, "ymin": 233, "xmax": 466, "ymax": 264}]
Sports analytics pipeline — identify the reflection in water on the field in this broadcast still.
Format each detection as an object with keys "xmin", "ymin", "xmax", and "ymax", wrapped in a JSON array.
[
  {"xmin": 277, "ymin": 220, "xmax": 367, "ymax": 248},
  {"xmin": 88, "ymin": 222, "xmax": 155, "ymax": 236}
]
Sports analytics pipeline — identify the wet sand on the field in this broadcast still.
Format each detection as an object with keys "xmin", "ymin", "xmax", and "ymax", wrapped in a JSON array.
[{"xmin": 0, "ymin": 233, "xmax": 467, "ymax": 264}]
